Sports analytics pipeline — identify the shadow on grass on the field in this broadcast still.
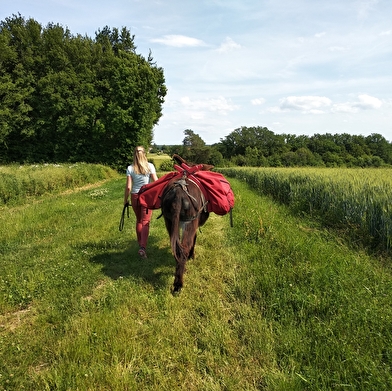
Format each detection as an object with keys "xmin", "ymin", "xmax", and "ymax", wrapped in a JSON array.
[{"xmin": 85, "ymin": 236, "xmax": 176, "ymax": 290}]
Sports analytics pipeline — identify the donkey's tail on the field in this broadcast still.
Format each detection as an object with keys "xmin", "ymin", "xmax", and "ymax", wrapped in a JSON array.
[{"xmin": 170, "ymin": 202, "xmax": 186, "ymax": 262}]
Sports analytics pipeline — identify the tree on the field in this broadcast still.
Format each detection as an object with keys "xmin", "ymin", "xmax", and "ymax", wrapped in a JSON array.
[
  {"xmin": 244, "ymin": 146, "xmax": 260, "ymax": 166},
  {"xmin": 0, "ymin": 14, "xmax": 38, "ymax": 159},
  {"xmin": 208, "ymin": 147, "xmax": 224, "ymax": 166},
  {"xmin": 322, "ymin": 151, "xmax": 344, "ymax": 167},
  {"xmin": 284, "ymin": 134, "xmax": 309, "ymax": 151},
  {"xmin": 219, "ymin": 126, "xmax": 288, "ymax": 158},
  {"xmin": 181, "ymin": 129, "xmax": 210, "ymax": 163},
  {"xmin": 183, "ymin": 129, "xmax": 205, "ymax": 149},
  {"xmin": 296, "ymin": 147, "xmax": 321, "ymax": 166},
  {"xmin": 308, "ymin": 133, "xmax": 342, "ymax": 155},
  {"xmin": 0, "ymin": 15, "xmax": 167, "ymax": 169},
  {"xmin": 366, "ymin": 133, "xmax": 391, "ymax": 164}
]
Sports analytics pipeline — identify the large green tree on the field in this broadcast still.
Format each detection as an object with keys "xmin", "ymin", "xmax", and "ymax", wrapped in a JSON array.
[
  {"xmin": 181, "ymin": 129, "xmax": 211, "ymax": 163},
  {"xmin": 0, "ymin": 14, "xmax": 166, "ymax": 169},
  {"xmin": 219, "ymin": 126, "xmax": 288, "ymax": 158},
  {"xmin": 0, "ymin": 15, "xmax": 38, "ymax": 155}
]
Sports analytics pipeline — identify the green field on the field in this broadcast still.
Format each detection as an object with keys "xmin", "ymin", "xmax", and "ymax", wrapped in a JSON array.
[
  {"xmin": 0, "ymin": 165, "xmax": 391, "ymax": 390},
  {"xmin": 220, "ymin": 167, "xmax": 392, "ymax": 253},
  {"xmin": 147, "ymin": 153, "xmax": 173, "ymax": 171}
]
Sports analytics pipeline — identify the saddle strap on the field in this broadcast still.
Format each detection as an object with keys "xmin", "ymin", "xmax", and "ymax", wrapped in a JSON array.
[{"xmin": 187, "ymin": 177, "xmax": 209, "ymax": 213}]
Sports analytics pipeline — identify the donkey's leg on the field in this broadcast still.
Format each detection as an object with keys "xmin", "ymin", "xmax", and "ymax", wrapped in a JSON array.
[
  {"xmin": 173, "ymin": 257, "xmax": 186, "ymax": 293},
  {"xmin": 188, "ymin": 233, "xmax": 197, "ymax": 260},
  {"xmin": 173, "ymin": 229, "xmax": 188, "ymax": 293},
  {"xmin": 182, "ymin": 220, "xmax": 198, "ymax": 260}
]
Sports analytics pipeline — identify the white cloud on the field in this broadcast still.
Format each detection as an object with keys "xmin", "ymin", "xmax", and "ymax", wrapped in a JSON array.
[
  {"xmin": 216, "ymin": 37, "xmax": 241, "ymax": 53},
  {"xmin": 331, "ymin": 103, "xmax": 359, "ymax": 114},
  {"xmin": 380, "ymin": 30, "xmax": 391, "ymax": 36},
  {"xmin": 279, "ymin": 96, "xmax": 332, "ymax": 114},
  {"xmin": 355, "ymin": 94, "xmax": 382, "ymax": 109},
  {"xmin": 180, "ymin": 96, "xmax": 239, "ymax": 115},
  {"xmin": 332, "ymin": 94, "xmax": 382, "ymax": 113},
  {"xmin": 267, "ymin": 106, "xmax": 284, "ymax": 113},
  {"xmin": 315, "ymin": 32, "xmax": 326, "ymax": 38},
  {"xmin": 251, "ymin": 98, "xmax": 266, "ymax": 105},
  {"xmin": 276, "ymin": 94, "xmax": 382, "ymax": 115},
  {"xmin": 151, "ymin": 35, "xmax": 207, "ymax": 47}
]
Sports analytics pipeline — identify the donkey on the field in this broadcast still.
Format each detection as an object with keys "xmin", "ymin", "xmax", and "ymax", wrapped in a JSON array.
[{"xmin": 160, "ymin": 156, "xmax": 212, "ymax": 293}]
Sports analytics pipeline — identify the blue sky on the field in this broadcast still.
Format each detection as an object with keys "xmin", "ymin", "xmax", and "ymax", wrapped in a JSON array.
[{"xmin": 2, "ymin": 0, "xmax": 392, "ymax": 145}]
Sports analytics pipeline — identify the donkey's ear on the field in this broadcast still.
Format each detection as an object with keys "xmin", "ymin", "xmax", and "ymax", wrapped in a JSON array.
[
  {"xmin": 201, "ymin": 164, "xmax": 214, "ymax": 171},
  {"xmin": 172, "ymin": 154, "xmax": 187, "ymax": 165}
]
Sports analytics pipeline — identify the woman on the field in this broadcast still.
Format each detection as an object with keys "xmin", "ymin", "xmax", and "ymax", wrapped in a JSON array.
[{"xmin": 124, "ymin": 146, "xmax": 158, "ymax": 258}]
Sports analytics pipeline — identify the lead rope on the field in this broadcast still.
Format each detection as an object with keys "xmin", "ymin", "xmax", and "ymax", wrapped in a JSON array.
[{"xmin": 119, "ymin": 202, "xmax": 130, "ymax": 231}]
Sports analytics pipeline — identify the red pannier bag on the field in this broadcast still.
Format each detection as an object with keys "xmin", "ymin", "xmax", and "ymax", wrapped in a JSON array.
[
  {"xmin": 137, "ymin": 163, "xmax": 234, "ymax": 217},
  {"xmin": 192, "ymin": 170, "xmax": 235, "ymax": 216},
  {"xmin": 138, "ymin": 171, "xmax": 180, "ymax": 209}
]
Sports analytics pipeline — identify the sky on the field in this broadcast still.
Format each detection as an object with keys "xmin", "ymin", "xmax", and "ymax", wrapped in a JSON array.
[{"xmin": 2, "ymin": 0, "xmax": 392, "ymax": 145}]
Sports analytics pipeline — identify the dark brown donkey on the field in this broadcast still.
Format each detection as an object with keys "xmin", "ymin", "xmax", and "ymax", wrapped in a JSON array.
[{"xmin": 160, "ymin": 156, "xmax": 211, "ymax": 293}]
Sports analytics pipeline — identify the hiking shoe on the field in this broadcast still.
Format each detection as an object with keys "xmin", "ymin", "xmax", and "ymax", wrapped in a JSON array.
[{"xmin": 138, "ymin": 247, "xmax": 147, "ymax": 259}]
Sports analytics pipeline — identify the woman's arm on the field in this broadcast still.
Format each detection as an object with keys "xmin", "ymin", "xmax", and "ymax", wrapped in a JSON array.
[{"xmin": 124, "ymin": 176, "xmax": 132, "ymax": 205}]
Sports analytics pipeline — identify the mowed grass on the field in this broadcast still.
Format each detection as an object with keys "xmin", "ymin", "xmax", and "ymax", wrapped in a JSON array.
[
  {"xmin": 0, "ymin": 170, "xmax": 391, "ymax": 390},
  {"xmin": 147, "ymin": 153, "xmax": 172, "ymax": 170}
]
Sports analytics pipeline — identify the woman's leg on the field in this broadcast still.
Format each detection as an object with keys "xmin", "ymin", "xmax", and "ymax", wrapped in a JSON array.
[
  {"xmin": 139, "ymin": 206, "xmax": 152, "ymax": 249},
  {"xmin": 131, "ymin": 193, "xmax": 153, "ymax": 249}
]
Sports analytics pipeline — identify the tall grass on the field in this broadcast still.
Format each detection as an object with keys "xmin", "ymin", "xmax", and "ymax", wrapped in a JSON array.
[
  {"xmin": 0, "ymin": 163, "xmax": 119, "ymax": 206},
  {"xmin": 219, "ymin": 167, "xmax": 392, "ymax": 252},
  {"xmin": 1, "ymin": 167, "xmax": 391, "ymax": 390}
]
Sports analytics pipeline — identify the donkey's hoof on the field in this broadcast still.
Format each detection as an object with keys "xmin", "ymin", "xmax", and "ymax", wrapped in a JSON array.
[{"xmin": 172, "ymin": 286, "xmax": 182, "ymax": 296}]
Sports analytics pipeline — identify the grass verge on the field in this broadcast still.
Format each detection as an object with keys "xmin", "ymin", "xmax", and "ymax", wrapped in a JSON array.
[
  {"xmin": 0, "ymin": 163, "xmax": 119, "ymax": 206},
  {"xmin": 0, "ymin": 177, "xmax": 391, "ymax": 390}
]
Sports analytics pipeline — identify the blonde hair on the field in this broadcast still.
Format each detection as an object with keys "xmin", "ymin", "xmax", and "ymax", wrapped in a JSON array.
[{"xmin": 133, "ymin": 146, "xmax": 150, "ymax": 175}]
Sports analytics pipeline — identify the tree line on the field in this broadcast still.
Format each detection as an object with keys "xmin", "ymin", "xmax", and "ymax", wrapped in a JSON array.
[
  {"xmin": 156, "ymin": 127, "xmax": 392, "ymax": 168},
  {"xmin": 0, "ymin": 14, "xmax": 166, "ymax": 170}
]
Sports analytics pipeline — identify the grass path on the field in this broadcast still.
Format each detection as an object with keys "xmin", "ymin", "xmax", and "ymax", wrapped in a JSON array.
[{"xmin": 1, "ymin": 177, "xmax": 391, "ymax": 390}]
